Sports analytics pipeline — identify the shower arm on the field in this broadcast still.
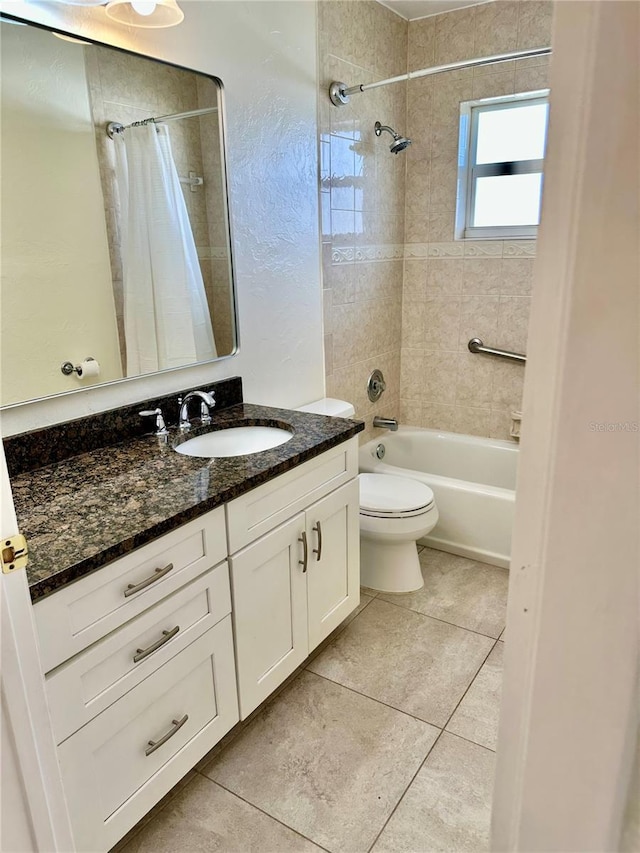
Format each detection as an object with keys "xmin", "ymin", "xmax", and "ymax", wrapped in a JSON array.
[
  {"xmin": 329, "ymin": 46, "xmax": 552, "ymax": 106},
  {"xmin": 375, "ymin": 123, "xmax": 397, "ymax": 139}
]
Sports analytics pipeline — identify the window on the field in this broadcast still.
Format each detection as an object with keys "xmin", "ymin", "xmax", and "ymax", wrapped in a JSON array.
[{"xmin": 456, "ymin": 91, "xmax": 550, "ymax": 240}]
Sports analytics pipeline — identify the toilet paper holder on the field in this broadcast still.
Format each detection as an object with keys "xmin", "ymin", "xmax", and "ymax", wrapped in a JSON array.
[{"xmin": 60, "ymin": 357, "xmax": 98, "ymax": 377}]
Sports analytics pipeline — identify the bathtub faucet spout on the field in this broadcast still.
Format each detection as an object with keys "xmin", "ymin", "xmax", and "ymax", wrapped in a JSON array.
[{"xmin": 373, "ymin": 416, "xmax": 398, "ymax": 432}]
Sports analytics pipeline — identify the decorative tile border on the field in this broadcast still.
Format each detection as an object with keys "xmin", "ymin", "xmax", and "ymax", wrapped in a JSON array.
[
  {"xmin": 503, "ymin": 241, "xmax": 537, "ymax": 257},
  {"xmin": 403, "ymin": 240, "xmax": 537, "ymax": 259},
  {"xmin": 330, "ymin": 241, "xmax": 537, "ymax": 263},
  {"xmin": 463, "ymin": 241, "xmax": 503, "ymax": 257},
  {"xmin": 331, "ymin": 244, "xmax": 405, "ymax": 264}
]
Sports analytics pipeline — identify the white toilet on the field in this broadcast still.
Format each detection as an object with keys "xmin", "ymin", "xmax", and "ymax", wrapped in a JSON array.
[
  {"xmin": 359, "ymin": 472, "xmax": 438, "ymax": 593},
  {"xmin": 296, "ymin": 398, "xmax": 439, "ymax": 593}
]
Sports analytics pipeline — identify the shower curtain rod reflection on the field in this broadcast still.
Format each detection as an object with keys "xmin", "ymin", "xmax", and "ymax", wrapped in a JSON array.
[
  {"xmin": 329, "ymin": 45, "xmax": 552, "ymax": 106},
  {"xmin": 106, "ymin": 106, "xmax": 218, "ymax": 139}
]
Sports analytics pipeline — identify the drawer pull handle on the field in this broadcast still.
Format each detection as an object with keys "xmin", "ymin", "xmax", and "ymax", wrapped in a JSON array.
[
  {"xmin": 133, "ymin": 626, "xmax": 180, "ymax": 663},
  {"xmin": 145, "ymin": 714, "xmax": 189, "ymax": 756},
  {"xmin": 124, "ymin": 563, "xmax": 174, "ymax": 598},
  {"xmin": 312, "ymin": 520, "xmax": 322, "ymax": 561},
  {"xmin": 298, "ymin": 532, "xmax": 308, "ymax": 573}
]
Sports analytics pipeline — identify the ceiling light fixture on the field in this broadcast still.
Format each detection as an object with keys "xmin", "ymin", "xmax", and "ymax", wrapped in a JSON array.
[{"xmin": 105, "ymin": 0, "xmax": 183, "ymax": 28}]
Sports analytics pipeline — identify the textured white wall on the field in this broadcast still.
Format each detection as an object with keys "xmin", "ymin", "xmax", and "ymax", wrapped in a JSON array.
[
  {"xmin": 1, "ymin": 23, "xmax": 123, "ymax": 405},
  {"xmin": 0, "ymin": 0, "xmax": 323, "ymax": 435}
]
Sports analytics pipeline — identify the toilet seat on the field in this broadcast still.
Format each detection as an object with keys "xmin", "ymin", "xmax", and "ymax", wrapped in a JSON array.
[{"xmin": 359, "ymin": 473, "xmax": 435, "ymax": 519}]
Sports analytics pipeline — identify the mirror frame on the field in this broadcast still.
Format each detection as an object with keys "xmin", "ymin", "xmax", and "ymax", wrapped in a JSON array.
[{"xmin": 0, "ymin": 11, "xmax": 240, "ymax": 411}]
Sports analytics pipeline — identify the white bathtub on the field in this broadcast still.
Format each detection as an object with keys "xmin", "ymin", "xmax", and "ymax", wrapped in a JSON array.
[{"xmin": 358, "ymin": 427, "xmax": 518, "ymax": 568}]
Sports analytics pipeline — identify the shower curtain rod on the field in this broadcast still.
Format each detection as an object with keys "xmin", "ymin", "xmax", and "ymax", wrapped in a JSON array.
[
  {"xmin": 329, "ymin": 45, "xmax": 552, "ymax": 106},
  {"xmin": 106, "ymin": 106, "xmax": 218, "ymax": 138}
]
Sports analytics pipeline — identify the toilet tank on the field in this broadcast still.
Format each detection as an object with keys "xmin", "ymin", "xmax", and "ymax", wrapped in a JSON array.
[{"xmin": 296, "ymin": 398, "xmax": 355, "ymax": 418}]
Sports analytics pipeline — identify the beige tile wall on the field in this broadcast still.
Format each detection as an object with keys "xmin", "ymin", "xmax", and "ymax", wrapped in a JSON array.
[
  {"xmin": 319, "ymin": 0, "xmax": 553, "ymax": 443},
  {"xmin": 318, "ymin": 0, "xmax": 408, "ymax": 443},
  {"xmin": 401, "ymin": 1, "xmax": 553, "ymax": 440}
]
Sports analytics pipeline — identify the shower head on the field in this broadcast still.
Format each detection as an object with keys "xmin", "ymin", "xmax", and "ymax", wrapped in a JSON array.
[
  {"xmin": 389, "ymin": 135, "xmax": 412, "ymax": 154},
  {"xmin": 375, "ymin": 121, "xmax": 412, "ymax": 154}
]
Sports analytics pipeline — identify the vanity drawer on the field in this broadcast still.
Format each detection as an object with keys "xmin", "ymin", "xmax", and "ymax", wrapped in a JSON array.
[
  {"xmin": 226, "ymin": 437, "xmax": 358, "ymax": 552},
  {"xmin": 57, "ymin": 618, "xmax": 239, "ymax": 853},
  {"xmin": 34, "ymin": 508, "xmax": 226, "ymax": 673},
  {"xmin": 45, "ymin": 561, "xmax": 231, "ymax": 744}
]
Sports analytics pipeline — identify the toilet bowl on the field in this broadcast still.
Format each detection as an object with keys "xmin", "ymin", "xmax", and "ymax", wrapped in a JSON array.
[
  {"xmin": 359, "ymin": 473, "xmax": 438, "ymax": 593},
  {"xmin": 295, "ymin": 398, "xmax": 439, "ymax": 593}
]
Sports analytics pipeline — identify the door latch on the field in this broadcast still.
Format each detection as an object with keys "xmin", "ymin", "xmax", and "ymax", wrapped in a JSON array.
[{"xmin": 1, "ymin": 534, "xmax": 28, "ymax": 574}]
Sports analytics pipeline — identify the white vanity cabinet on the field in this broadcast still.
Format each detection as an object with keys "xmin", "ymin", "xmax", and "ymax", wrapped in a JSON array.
[
  {"xmin": 29, "ymin": 436, "xmax": 360, "ymax": 851},
  {"xmin": 32, "ymin": 509, "xmax": 239, "ymax": 853},
  {"xmin": 227, "ymin": 439, "xmax": 360, "ymax": 718}
]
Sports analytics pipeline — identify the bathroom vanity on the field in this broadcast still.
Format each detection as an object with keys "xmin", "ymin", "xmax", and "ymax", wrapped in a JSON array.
[{"xmin": 5, "ymin": 380, "xmax": 362, "ymax": 852}]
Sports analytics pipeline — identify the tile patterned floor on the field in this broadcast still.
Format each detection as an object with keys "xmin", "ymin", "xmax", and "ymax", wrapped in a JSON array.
[{"xmin": 117, "ymin": 547, "xmax": 508, "ymax": 853}]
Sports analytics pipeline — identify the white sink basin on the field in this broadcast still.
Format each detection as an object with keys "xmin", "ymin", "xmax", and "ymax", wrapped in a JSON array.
[{"xmin": 175, "ymin": 425, "xmax": 293, "ymax": 458}]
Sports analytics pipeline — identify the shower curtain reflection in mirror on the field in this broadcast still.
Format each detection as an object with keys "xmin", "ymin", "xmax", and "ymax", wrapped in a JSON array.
[{"xmin": 113, "ymin": 122, "xmax": 217, "ymax": 376}]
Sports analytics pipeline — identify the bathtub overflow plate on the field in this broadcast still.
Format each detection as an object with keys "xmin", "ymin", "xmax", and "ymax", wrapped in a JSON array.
[
  {"xmin": 375, "ymin": 443, "xmax": 386, "ymax": 460},
  {"xmin": 367, "ymin": 369, "xmax": 386, "ymax": 403}
]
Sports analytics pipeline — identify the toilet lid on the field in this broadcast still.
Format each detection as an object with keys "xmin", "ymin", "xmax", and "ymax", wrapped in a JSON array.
[{"xmin": 359, "ymin": 473, "xmax": 435, "ymax": 517}]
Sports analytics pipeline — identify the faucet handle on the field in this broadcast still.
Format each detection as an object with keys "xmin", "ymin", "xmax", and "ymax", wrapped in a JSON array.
[
  {"xmin": 139, "ymin": 408, "xmax": 169, "ymax": 436},
  {"xmin": 200, "ymin": 400, "xmax": 212, "ymax": 425}
]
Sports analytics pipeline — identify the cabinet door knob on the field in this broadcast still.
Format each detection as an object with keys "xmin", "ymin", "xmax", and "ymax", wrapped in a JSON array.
[
  {"xmin": 298, "ymin": 532, "xmax": 308, "ymax": 573},
  {"xmin": 312, "ymin": 521, "xmax": 322, "ymax": 561}
]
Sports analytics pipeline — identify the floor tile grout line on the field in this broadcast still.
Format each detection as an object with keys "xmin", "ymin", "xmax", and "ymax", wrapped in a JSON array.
[
  {"xmin": 441, "ymin": 637, "xmax": 500, "ymax": 731},
  {"xmin": 108, "ymin": 770, "xmax": 198, "ymax": 852},
  {"xmin": 377, "ymin": 594, "xmax": 505, "ymax": 639},
  {"xmin": 366, "ymin": 728, "xmax": 447, "ymax": 853},
  {"xmin": 441, "ymin": 729, "xmax": 497, "ymax": 754},
  {"xmin": 201, "ymin": 604, "xmax": 501, "ymax": 852},
  {"xmin": 443, "ymin": 637, "xmax": 502, "ymax": 744},
  {"xmin": 194, "ymin": 773, "xmax": 332, "ymax": 853},
  {"xmin": 305, "ymin": 594, "xmax": 377, "ymax": 668},
  {"xmin": 365, "ymin": 636, "xmax": 501, "ymax": 853},
  {"xmin": 306, "ymin": 668, "xmax": 447, "ymax": 731},
  {"xmin": 200, "ymin": 598, "xmax": 377, "ymax": 776}
]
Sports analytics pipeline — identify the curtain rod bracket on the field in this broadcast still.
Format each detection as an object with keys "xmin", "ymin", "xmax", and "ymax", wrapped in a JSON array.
[
  {"xmin": 329, "ymin": 81, "xmax": 350, "ymax": 107},
  {"xmin": 106, "ymin": 121, "xmax": 124, "ymax": 139}
]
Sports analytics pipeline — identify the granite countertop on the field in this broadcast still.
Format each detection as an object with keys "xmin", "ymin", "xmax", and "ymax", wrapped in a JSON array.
[{"xmin": 10, "ymin": 403, "xmax": 363, "ymax": 602}]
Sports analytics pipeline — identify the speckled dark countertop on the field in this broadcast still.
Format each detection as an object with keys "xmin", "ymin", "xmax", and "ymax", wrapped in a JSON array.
[{"xmin": 10, "ymin": 404, "xmax": 363, "ymax": 602}]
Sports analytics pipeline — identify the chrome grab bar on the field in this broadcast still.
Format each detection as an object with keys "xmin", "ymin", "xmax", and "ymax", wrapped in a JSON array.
[{"xmin": 468, "ymin": 338, "xmax": 526, "ymax": 363}]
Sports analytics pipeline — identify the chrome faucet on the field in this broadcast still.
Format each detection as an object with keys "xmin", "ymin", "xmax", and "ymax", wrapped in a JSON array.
[
  {"xmin": 373, "ymin": 416, "xmax": 398, "ymax": 432},
  {"xmin": 178, "ymin": 390, "xmax": 216, "ymax": 431}
]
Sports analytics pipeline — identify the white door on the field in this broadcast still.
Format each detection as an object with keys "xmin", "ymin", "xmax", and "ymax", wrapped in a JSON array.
[
  {"xmin": 306, "ymin": 479, "xmax": 360, "ymax": 650},
  {"xmin": 492, "ymin": 3, "xmax": 639, "ymax": 851},
  {"xmin": 230, "ymin": 514, "xmax": 309, "ymax": 718},
  {"xmin": 0, "ymin": 445, "xmax": 75, "ymax": 851}
]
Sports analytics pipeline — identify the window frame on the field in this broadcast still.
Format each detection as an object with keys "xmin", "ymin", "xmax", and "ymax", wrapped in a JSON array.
[{"xmin": 455, "ymin": 89, "xmax": 550, "ymax": 241}]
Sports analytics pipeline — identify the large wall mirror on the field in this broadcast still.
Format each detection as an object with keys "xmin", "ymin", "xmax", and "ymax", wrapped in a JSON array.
[{"xmin": 0, "ymin": 16, "xmax": 237, "ymax": 408}]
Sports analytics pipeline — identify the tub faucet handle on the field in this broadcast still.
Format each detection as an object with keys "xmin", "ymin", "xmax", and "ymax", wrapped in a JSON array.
[{"xmin": 367, "ymin": 369, "xmax": 387, "ymax": 402}]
